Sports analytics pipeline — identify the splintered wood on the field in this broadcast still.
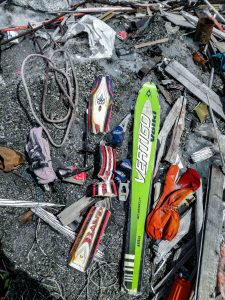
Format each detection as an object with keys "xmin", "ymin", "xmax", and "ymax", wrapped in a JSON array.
[
  {"xmin": 157, "ymin": 84, "xmax": 173, "ymax": 104},
  {"xmin": 154, "ymin": 96, "xmax": 186, "ymax": 177},
  {"xmin": 164, "ymin": 96, "xmax": 186, "ymax": 163}
]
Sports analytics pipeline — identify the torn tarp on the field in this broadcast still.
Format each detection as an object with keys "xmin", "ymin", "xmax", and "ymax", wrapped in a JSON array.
[
  {"xmin": 62, "ymin": 15, "xmax": 116, "ymax": 59},
  {"xmin": 26, "ymin": 127, "xmax": 56, "ymax": 184}
]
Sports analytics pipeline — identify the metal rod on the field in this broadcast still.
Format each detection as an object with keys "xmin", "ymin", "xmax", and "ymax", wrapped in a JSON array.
[
  {"xmin": 52, "ymin": 6, "xmax": 135, "ymax": 13},
  {"xmin": 0, "ymin": 199, "xmax": 64, "ymax": 207}
]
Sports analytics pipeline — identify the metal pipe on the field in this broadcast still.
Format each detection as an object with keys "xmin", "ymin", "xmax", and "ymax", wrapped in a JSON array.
[{"xmin": 203, "ymin": 0, "xmax": 225, "ymax": 24}]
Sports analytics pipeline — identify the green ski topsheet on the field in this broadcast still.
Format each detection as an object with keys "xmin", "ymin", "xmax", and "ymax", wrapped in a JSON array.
[{"xmin": 123, "ymin": 82, "xmax": 160, "ymax": 294}]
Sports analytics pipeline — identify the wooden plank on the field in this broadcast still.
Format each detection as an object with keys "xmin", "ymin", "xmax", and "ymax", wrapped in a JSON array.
[
  {"xmin": 196, "ymin": 166, "xmax": 224, "ymax": 300},
  {"xmin": 99, "ymin": 11, "xmax": 115, "ymax": 22},
  {"xmin": 165, "ymin": 60, "xmax": 225, "ymax": 121},
  {"xmin": 162, "ymin": 11, "xmax": 195, "ymax": 29},
  {"xmin": 135, "ymin": 37, "xmax": 169, "ymax": 49}
]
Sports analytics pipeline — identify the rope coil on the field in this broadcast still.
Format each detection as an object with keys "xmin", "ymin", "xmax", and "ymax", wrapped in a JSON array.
[{"xmin": 21, "ymin": 49, "xmax": 79, "ymax": 147}]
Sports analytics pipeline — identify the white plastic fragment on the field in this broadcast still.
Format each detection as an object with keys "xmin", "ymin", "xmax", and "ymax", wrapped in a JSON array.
[
  {"xmin": 191, "ymin": 147, "xmax": 214, "ymax": 162},
  {"xmin": 175, "ymin": 154, "xmax": 184, "ymax": 169},
  {"xmin": 6, "ymin": 31, "xmax": 19, "ymax": 44},
  {"xmin": 62, "ymin": 15, "xmax": 116, "ymax": 59}
]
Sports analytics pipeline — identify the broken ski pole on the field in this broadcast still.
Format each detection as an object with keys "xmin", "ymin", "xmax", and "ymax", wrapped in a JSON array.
[{"xmin": 31, "ymin": 207, "xmax": 76, "ymax": 242}]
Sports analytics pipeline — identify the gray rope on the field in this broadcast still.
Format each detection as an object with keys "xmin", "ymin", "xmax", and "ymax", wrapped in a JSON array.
[{"xmin": 21, "ymin": 49, "xmax": 79, "ymax": 147}]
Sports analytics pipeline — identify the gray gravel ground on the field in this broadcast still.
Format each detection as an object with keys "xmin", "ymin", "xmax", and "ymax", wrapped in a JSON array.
[{"xmin": 0, "ymin": 4, "xmax": 225, "ymax": 300}]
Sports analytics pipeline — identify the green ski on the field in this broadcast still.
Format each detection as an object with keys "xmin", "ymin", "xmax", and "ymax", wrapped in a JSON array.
[{"xmin": 123, "ymin": 82, "xmax": 160, "ymax": 294}]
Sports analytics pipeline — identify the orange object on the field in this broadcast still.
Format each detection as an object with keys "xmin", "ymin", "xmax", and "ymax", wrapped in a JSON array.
[
  {"xmin": 0, "ymin": 147, "xmax": 24, "ymax": 172},
  {"xmin": 192, "ymin": 51, "xmax": 208, "ymax": 65},
  {"xmin": 146, "ymin": 164, "xmax": 200, "ymax": 241},
  {"xmin": 168, "ymin": 276, "xmax": 192, "ymax": 300}
]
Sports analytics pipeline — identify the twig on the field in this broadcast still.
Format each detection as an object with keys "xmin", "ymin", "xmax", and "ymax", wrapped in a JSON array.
[
  {"xmin": 27, "ymin": 218, "xmax": 40, "ymax": 262},
  {"xmin": 42, "ymin": 277, "xmax": 66, "ymax": 300},
  {"xmin": 76, "ymin": 261, "xmax": 118, "ymax": 300}
]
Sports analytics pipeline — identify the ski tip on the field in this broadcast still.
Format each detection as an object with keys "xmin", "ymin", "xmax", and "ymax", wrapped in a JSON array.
[
  {"xmin": 138, "ymin": 82, "xmax": 158, "ymax": 97},
  {"xmin": 142, "ymin": 82, "xmax": 157, "ymax": 90},
  {"xmin": 137, "ymin": 82, "xmax": 160, "ymax": 110}
]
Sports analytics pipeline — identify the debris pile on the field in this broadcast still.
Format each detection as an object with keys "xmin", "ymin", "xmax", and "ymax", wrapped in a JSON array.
[{"xmin": 1, "ymin": 0, "xmax": 225, "ymax": 299}]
